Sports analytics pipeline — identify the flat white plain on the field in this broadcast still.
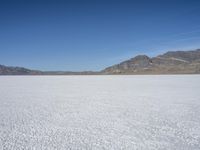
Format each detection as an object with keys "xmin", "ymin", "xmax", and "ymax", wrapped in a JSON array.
[{"xmin": 0, "ymin": 75, "xmax": 200, "ymax": 150}]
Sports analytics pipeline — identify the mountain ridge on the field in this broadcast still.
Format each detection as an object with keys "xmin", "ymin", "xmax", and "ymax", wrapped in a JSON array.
[
  {"xmin": 1, "ymin": 49, "xmax": 200, "ymax": 75},
  {"xmin": 102, "ymin": 49, "xmax": 200, "ymax": 74}
]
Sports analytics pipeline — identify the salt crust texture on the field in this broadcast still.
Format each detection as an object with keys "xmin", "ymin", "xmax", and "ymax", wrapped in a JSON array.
[{"xmin": 0, "ymin": 75, "xmax": 200, "ymax": 149}]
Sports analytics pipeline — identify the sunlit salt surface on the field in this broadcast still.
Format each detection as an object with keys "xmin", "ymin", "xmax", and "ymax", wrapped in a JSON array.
[{"xmin": 0, "ymin": 75, "xmax": 200, "ymax": 149}]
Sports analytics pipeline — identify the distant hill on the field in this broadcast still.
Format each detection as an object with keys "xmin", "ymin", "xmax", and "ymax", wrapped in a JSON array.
[
  {"xmin": 0, "ymin": 64, "xmax": 98, "ymax": 75},
  {"xmin": 1, "ymin": 49, "xmax": 200, "ymax": 75},
  {"xmin": 0, "ymin": 65, "xmax": 42, "ymax": 75},
  {"xmin": 101, "ymin": 49, "xmax": 200, "ymax": 74}
]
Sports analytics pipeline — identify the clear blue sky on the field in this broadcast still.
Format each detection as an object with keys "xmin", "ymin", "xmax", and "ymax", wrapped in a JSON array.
[{"xmin": 1, "ymin": 0, "xmax": 200, "ymax": 71}]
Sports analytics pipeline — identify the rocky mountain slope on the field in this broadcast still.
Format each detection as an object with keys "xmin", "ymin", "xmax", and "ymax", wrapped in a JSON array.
[
  {"xmin": 1, "ymin": 49, "xmax": 200, "ymax": 75},
  {"xmin": 0, "ymin": 65, "xmax": 42, "ymax": 75},
  {"xmin": 102, "ymin": 49, "xmax": 200, "ymax": 74}
]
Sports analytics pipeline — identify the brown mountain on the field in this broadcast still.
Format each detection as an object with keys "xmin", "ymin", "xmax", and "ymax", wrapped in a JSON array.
[
  {"xmin": 0, "ymin": 65, "xmax": 42, "ymax": 75},
  {"xmin": 1, "ymin": 49, "xmax": 200, "ymax": 75},
  {"xmin": 102, "ymin": 49, "xmax": 200, "ymax": 74}
]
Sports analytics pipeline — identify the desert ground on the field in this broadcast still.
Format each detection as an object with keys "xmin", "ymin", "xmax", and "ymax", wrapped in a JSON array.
[{"xmin": 0, "ymin": 75, "xmax": 200, "ymax": 149}]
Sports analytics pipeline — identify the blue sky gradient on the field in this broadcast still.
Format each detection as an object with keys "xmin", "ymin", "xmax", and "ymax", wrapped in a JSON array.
[{"xmin": 1, "ymin": 0, "xmax": 200, "ymax": 71}]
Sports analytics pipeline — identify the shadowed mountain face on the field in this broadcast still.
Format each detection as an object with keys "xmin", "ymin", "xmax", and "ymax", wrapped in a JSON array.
[
  {"xmin": 1, "ymin": 49, "xmax": 200, "ymax": 75},
  {"xmin": 0, "ymin": 65, "xmax": 42, "ymax": 75},
  {"xmin": 102, "ymin": 49, "xmax": 200, "ymax": 74}
]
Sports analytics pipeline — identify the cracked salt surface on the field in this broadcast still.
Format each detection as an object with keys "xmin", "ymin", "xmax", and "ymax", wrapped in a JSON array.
[{"xmin": 0, "ymin": 75, "xmax": 200, "ymax": 150}]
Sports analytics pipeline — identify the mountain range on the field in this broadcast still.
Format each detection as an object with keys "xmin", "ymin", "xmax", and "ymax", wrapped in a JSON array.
[
  {"xmin": 1, "ymin": 49, "xmax": 200, "ymax": 75},
  {"xmin": 102, "ymin": 49, "xmax": 200, "ymax": 74}
]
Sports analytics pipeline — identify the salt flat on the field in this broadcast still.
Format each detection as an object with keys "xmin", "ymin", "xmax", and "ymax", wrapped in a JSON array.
[{"xmin": 0, "ymin": 75, "xmax": 200, "ymax": 150}]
